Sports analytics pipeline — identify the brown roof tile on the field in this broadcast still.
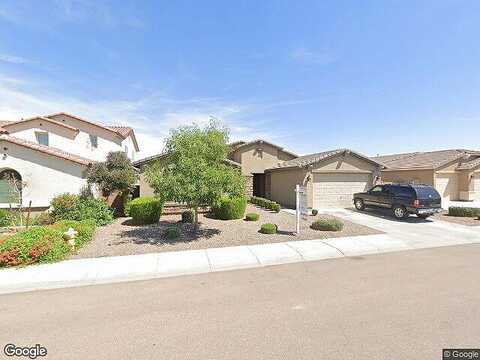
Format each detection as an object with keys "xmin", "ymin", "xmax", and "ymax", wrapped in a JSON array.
[{"xmin": 372, "ymin": 149, "xmax": 475, "ymax": 169}]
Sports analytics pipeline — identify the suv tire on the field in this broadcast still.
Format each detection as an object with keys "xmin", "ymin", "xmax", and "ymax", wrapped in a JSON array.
[
  {"xmin": 393, "ymin": 205, "xmax": 408, "ymax": 220},
  {"xmin": 354, "ymin": 199, "xmax": 365, "ymax": 211}
]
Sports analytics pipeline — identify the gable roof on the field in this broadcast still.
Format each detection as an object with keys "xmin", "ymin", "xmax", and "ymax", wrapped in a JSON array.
[
  {"xmin": 457, "ymin": 157, "xmax": 480, "ymax": 170},
  {"xmin": 229, "ymin": 139, "xmax": 298, "ymax": 158},
  {"xmin": 0, "ymin": 134, "xmax": 93, "ymax": 166},
  {"xmin": 1, "ymin": 116, "xmax": 80, "ymax": 135},
  {"xmin": 372, "ymin": 149, "xmax": 479, "ymax": 170},
  {"xmin": 268, "ymin": 148, "xmax": 383, "ymax": 170},
  {"xmin": 45, "ymin": 112, "xmax": 140, "ymax": 151}
]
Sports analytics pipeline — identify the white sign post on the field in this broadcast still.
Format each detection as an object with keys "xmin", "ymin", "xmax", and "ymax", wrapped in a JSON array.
[{"xmin": 295, "ymin": 185, "xmax": 308, "ymax": 234}]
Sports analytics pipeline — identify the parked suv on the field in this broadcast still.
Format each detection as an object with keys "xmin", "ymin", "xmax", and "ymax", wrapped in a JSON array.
[{"xmin": 353, "ymin": 184, "xmax": 442, "ymax": 220}]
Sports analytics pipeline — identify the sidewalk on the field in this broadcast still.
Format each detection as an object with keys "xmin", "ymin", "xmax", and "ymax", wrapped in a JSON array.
[{"xmin": 2, "ymin": 223, "xmax": 480, "ymax": 295}]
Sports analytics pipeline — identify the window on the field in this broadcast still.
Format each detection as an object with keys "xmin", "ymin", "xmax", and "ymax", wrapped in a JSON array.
[
  {"xmin": 370, "ymin": 185, "xmax": 383, "ymax": 193},
  {"xmin": 35, "ymin": 132, "xmax": 49, "ymax": 146},
  {"xmin": 89, "ymin": 134, "xmax": 98, "ymax": 149},
  {"xmin": 124, "ymin": 145, "xmax": 128, "ymax": 154},
  {"xmin": 0, "ymin": 169, "xmax": 22, "ymax": 204}
]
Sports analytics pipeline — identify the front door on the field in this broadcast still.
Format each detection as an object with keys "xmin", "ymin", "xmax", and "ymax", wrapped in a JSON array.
[{"xmin": 253, "ymin": 173, "xmax": 266, "ymax": 197}]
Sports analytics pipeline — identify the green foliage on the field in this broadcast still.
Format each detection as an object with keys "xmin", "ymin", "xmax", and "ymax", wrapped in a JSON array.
[
  {"xmin": 124, "ymin": 195, "xmax": 133, "ymax": 217},
  {"xmin": 145, "ymin": 121, "xmax": 245, "ymax": 228},
  {"xmin": 245, "ymin": 212, "xmax": 259, "ymax": 221},
  {"xmin": 164, "ymin": 226, "xmax": 181, "ymax": 240},
  {"xmin": 50, "ymin": 193, "xmax": 113, "ymax": 226},
  {"xmin": 250, "ymin": 196, "xmax": 281, "ymax": 212},
  {"xmin": 310, "ymin": 218, "xmax": 344, "ymax": 231},
  {"xmin": 259, "ymin": 223, "xmax": 278, "ymax": 234},
  {"xmin": 311, "ymin": 209, "xmax": 318, "ymax": 216},
  {"xmin": 181, "ymin": 210, "xmax": 194, "ymax": 223},
  {"xmin": 212, "ymin": 196, "xmax": 247, "ymax": 220},
  {"xmin": 0, "ymin": 220, "xmax": 96, "ymax": 267},
  {"xmin": 86, "ymin": 151, "xmax": 137, "ymax": 196},
  {"xmin": 129, "ymin": 197, "xmax": 163, "ymax": 225},
  {"xmin": 0, "ymin": 209, "xmax": 15, "ymax": 227},
  {"xmin": 31, "ymin": 212, "xmax": 54, "ymax": 226},
  {"xmin": 448, "ymin": 206, "xmax": 480, "ymax": 218}
]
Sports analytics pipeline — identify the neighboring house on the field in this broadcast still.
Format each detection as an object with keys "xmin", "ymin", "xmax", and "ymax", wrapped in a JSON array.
[
  {"xmin": 266, "ymin": 149, "xmax": 383, "ymax": 209},
  {"xmin": 228, "ymin": 140, "xmax": 297, "ymax": 197},
  {"xmin": 0, "ymin": 112, "xmax": 139, "ymax": 209},
  {"xmin": 373, "ymin": 149, "xmax": 480, "ymax": 202}
]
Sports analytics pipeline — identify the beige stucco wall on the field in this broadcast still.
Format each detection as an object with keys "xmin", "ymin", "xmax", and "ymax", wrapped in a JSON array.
[
  {"xmin": 139, "ymin": 173, "xmax": 155, "ymax": 197},
  {"xmin": 381, "ymin": 169, "xmax": 435, "ymax": 186},
  {"xmin": 230, "ymin": 142, "xmax": 296, "ymax": 175},
  {"xmin": 268, "ymin": 168, "xmax": 308, "ymax": 208},
  {"xmin": 0, "ymin": 141, "xmax": 87, "ymax": 208}
]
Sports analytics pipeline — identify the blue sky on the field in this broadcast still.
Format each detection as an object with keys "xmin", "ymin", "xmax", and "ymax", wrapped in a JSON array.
[{"xmin": 0, "ymin": 0, "xmax": 479, "ymax": 158}]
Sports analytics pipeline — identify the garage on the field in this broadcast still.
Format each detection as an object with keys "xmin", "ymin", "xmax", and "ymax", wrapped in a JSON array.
[
  {"xmin": 435, "ymin": 174, "xmax": 459, "ymax": 201},
  {"xmin": 473, "ymin": 174, "xmax": 480, "ymax": 201},
  {"xmin": 313, "ymin": 173, "xmax": 372, "ymax": 208}
]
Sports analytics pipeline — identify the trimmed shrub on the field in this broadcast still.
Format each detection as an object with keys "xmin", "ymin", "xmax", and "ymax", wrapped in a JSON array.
[
  {"xmin": 212, "ymin": 196, "xmax": 247, "ymax": 220},
  {"xmin": 448, "ymin": 206, "xmax": 480, "ymax": 218},
  {"xmin": 310, "ymin": 218, "xmax": 344, "ymax": 231},
  {"xmin": 311, "ymin": 209, "xmax": 318, "ymax": 216},
  {"xmin": 0, "ymin": 209, "xmax": 15, "ymax": 227},
  {"xmin": 129, "ymin": 197, "xmax": 163, "ymax": 225},
  {"xmin": 32, "ymin": 212, "xmax": 54, "ymax": 226},
  {"xmin": 164, "ymin": 227, "xmax": 181, "ymax": 240},
  {"xmin": 259, "ymin": 223, "xmax": 278, "ymax": 234},
  {"xmin": 50, "ymin": 194, "xmax": 113, "ymax": 226},
  {"xmin": 250, "ymin": 196, "xmax": 281, "ymax": 212},
  {"xmin": 181, "ymin": 210, "xmax": 194, "ymax": 223},
  {"xmin": 245, "ymin": 213, "xmax": 259, "ymax": 221},
  {"xmin": 271, "ymin": 203, "xmax": 281, "ymax": 213}
]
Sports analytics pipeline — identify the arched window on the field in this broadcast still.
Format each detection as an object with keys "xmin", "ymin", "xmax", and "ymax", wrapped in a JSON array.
[{"xmin": 0, "ymin": 169, "xmax": 22, "ymax": 204}]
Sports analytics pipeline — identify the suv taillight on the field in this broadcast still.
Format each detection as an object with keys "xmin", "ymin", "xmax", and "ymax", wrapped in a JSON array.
[{"xmin": 413, "ymin": 199, "xmax": 420, "ymax": 208}]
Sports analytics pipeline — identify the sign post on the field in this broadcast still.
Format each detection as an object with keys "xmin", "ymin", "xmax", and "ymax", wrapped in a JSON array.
[{"xmin": 295, "ymin": 185, "xmax": 308, "ymax": 234}]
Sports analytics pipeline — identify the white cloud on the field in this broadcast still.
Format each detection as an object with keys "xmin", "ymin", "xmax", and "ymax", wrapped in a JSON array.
[{"xmin": 0, "ymin": 54, "xmax": 29, "ymax": 64}]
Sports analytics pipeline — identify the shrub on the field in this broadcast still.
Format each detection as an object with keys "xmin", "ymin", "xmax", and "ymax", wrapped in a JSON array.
[
  {"xmin": 181, "ymin": 210, "xmax": 194, "ymax": 223},
  {"xmin": 245, "ymin": 213, "xmax": 259, "ymax": 221},
  {"xmin": 311, "ymin": 209, "xmax": 318, "ymax": 216},
  {"xmin": 271, "ymin": 203, "xmax": 281, "ymax": 213},
  {"xmin": 124, "ymin": 197, "xmax": 132, "ymax": 217},
  {"xmin": 129, "ymin": 197, "xmax": 163, "ymax": 225},
  {"xmin": 50, "ymin": 194, "xmax": 113, "ymax": 226},
  {"xmin": 32, "ymin": 212, "xmax": 54, "ymax": 226},
  {"xmin": 212, "ymin": 196, "xmax": 247, "ymax": 220},
  {"xmin": 50, "ymin": 220, "xmax": 97, "ymax": 248},
  {"xmin": 310, "ymin": 218, "xmax": 344, "ymax": 231},
  {"xmin": 448, "ymin": 206, "xmax": 480, "ymax": 218},
  {"xmin": 164, "ymin": 227, "xmax": 181, "ymax": 240},
  {"xmin": 259, "ymin": 223, "xmax": 278, "ymax": 234},
  {"xmin": 250, "ymin": 196, "xmax": 281, "ymax": 212},
  {"xmin": 0, "ymin": 209, "xmax": 15, "ymax": 227}
]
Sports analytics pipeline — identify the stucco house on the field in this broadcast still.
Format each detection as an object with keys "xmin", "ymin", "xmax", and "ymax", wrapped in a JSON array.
[
  {"xmin": 0, "ymin": 112, "xmax": 139, "ymax": 210},
  {"xmin": 373, "ymin": 149, "xmax": 480, "ymax": 202},
  {"xmin": 266, "ymin": 149, "xmax": 383, "ymax": 209}
]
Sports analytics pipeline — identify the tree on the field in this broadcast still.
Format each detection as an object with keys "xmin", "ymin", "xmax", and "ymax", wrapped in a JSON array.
[
  {"xmin": 86, "ymin": 151, "xmax": 137, "ymax": 197},
  {"xmin": 145, "ymin": 121, "xmax": 245, "ymax": 230}
]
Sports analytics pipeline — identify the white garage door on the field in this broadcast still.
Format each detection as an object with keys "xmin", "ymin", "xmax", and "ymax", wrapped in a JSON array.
[
  {"xmin": 313, "ymin": 173, "xmax": 372, "ymax": 209},
  {"xmin": 473, "ymin": 175, "xmax": 480, "ymax": 201},
  {"xmin": 436, "ymin": 174, "xmax": 459, "ymax": 201}
]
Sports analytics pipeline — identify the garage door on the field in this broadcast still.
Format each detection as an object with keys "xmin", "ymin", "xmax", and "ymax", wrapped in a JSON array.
[
  {"xmin": 313, "ymin": 173, "xmax": 372, "ymax": 208},
  {"xmin": 473, "ymin": 175, "xmax": 480, "ymax": 201},
  {"xmin": 436, "ymin": 174, "xmax": 459, "ymax": 201}
]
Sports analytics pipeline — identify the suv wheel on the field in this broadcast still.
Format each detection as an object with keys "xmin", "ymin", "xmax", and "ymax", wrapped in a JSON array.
[
  {"xmin": 354, "ymin": 199, "xmax": 365, "ymax": 211},
  {"xmin": 393, "ymin": 205, "xmax": 408, "ymax": 220}
]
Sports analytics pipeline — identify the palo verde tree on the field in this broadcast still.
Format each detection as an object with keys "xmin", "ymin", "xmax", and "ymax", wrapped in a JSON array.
[{"xmin": 145, "ymin": 120, "xmax": 245, "ymax": 230}]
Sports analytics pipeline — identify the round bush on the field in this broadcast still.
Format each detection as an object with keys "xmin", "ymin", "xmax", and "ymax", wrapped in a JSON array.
[
  {"xmin": 310, "ymin": 218, "xmax": 344, "ymax": 231},
  {"xmin": 259, "ymin": 223, "xmax": 278, "ymax": 234},
  {"xmin": 164, "ymin": 227, "xmax": 181, "ymax": 240},
  {"xmin": 271, "ymin": 203, "xmax": 281, "ymax": 213},
  {"xmin": 245, "ymin": 213, "xmax": 259, "ymax": 221},
  {"xmin": 181, "ymin": 210, "xmax": 194, "ymax": 223},
  {"xmin": 311, "ymin": 209, "xmax": 318, "ymax": 216},
  {"xmin": 213, "ymin": 196, "xmax": 247, "ymax": 220},
  {"xmin": 129, "ymin": 197, "xmax": 163, "ymax": 225}
]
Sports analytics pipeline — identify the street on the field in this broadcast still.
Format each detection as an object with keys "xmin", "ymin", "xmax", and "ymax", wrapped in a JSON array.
[{"xmin": 1, "ymin": 244, "xmax": 479, "ymax": 360}]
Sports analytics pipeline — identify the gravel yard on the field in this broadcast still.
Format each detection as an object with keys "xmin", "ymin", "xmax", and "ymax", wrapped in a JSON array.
[
  {"xmin": 433, "ymin": 212, "xmax": 480, "ymax": 226},
  {"xmin": 72, "ymin": 205, "xmax": 381, "ymax": 259}
]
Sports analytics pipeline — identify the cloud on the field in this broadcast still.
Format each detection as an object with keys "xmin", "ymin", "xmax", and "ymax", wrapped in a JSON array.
[
  {"xmin": 0, "ymin": 54, "xmax": 29, "ymax": 64},
  {"xmin": 290, "ymin": 47, "xmax": 336, "ymax": 66}
]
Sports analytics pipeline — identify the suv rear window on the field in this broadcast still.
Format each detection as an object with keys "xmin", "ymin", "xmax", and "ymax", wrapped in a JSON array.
[
  {"xmin": 413, "ymin": 186, "xmax": 441, "ymax": 199},
  {"xmin": 389, "ymin": 186, "xmax": 414, "ymax": 197}
]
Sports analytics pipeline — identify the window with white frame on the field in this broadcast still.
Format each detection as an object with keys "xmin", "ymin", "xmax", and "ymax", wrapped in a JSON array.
[
  {"xmin": 35, "ymin": 132, "xmax": 49, "ymax": 146},
  {"xmin": 89, "ymin": 134, "xmax": 98, "ymax": 149}
]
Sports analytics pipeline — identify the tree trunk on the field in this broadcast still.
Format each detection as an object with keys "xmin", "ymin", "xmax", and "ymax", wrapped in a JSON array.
[{"xmin": 193, "ymin": 207, "xmax": 199, "ymax": 232}]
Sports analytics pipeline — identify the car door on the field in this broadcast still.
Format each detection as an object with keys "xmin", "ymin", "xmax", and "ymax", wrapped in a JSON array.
[
  {"xmin": 363, "ymin": 185, "xmax": 384, "ymax": 207},
  {"xmin": 378, "ymin": 185, "xmax": 394, "ymax": 208}
]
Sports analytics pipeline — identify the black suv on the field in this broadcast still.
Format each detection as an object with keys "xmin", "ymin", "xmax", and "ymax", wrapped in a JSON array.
[{"xmin": 353, "ymin": 184, "xmax": 442, "ymax": 220}]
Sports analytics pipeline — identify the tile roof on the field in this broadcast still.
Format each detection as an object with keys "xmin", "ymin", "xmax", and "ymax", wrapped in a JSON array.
[
  {"xmin": 229, "ymin": 139, "xmax": 298, "ymax": 158},
  {"xmin": 0, "ymin": 134, "xmax": 93, "ymax": 166},
  {"xmin": 269, "ymin": 148, "xmax": 383, "ymax": 170},
  {"xmin": 2, "ymin": 116, "xmax": 79, "ymax": 133},
  {"xmin": 372, "ymin": 149, "xmax": 475, "ymax": 169},
  {"xmin": 457, "ymin": 157, "xmax": 480, "ymax": 170}
]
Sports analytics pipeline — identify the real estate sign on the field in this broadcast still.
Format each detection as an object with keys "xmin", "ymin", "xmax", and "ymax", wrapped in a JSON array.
[{"xmin": 295, "ymin": 185, "xmax": 308, "ymax": 234}]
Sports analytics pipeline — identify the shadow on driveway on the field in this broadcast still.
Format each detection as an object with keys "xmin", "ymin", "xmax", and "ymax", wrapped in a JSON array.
[{"xmin": 347, "ymin": 207, "xmax": 434, "ymax": 224}]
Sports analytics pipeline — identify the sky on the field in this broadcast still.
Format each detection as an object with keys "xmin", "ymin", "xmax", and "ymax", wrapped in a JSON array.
[{"xmin": 0, "ymin": 0, "xmax": 479, "ymax": 159}]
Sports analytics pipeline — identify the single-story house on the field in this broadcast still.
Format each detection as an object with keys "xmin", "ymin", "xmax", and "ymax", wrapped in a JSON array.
[
  {"xmin": 373, "ymin": 149, "xmax": 480, "ymax": 201},
  {"xmin": 266, "ymin": 149, "xmax": 383, "ymax": 209},
  {"xmin": 0, "ymin": 112, "xmax": 139, "ymax": 210}
]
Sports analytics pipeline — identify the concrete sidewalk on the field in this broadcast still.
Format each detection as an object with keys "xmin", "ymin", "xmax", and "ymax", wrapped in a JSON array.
[{"xmin": 2, "ymin": 217, "xmax": 480, "ymax": 295}]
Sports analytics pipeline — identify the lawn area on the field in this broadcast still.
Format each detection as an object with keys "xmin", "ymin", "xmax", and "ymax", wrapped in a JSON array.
[{"xmin": 72, "ymin": 204, "xmax": 381, "ymax": 259}]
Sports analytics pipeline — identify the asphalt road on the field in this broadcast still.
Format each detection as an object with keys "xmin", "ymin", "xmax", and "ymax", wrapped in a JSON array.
[{"xmin": 1, "ymin": 244, "xmax": 479, "ymax": 360}]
